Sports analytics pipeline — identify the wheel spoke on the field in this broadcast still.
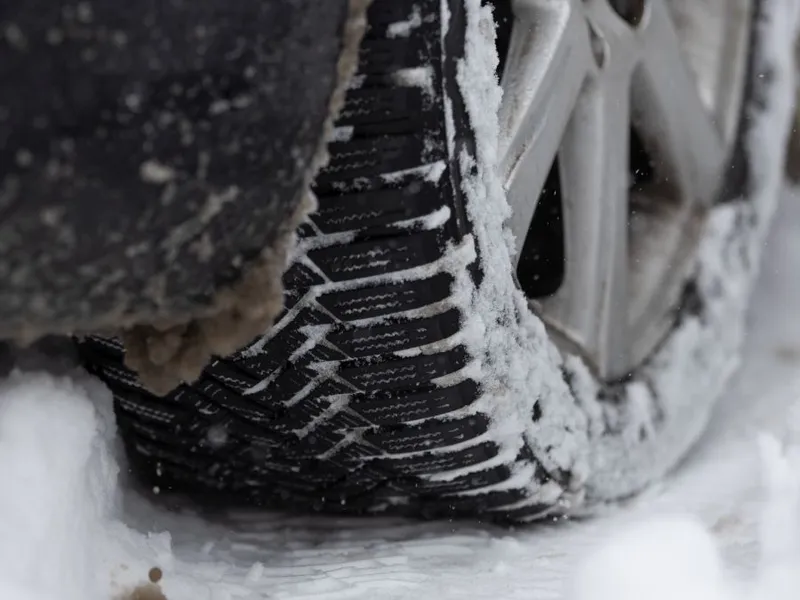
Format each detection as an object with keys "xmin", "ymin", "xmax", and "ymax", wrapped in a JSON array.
[
  {"xmin": 633, "ymin": 0, "xmax": 725, "ymax": 205},
  {"xmin": 499, "ymin": 0, "xmax": 594, "ymax": 254},
  {"xmin": 504, "ymin": 0, "xmax": 747, "ymax": 378},
  {"xmin": 539, "ymin": 71, "xmax": 631, "ymax": 378}
]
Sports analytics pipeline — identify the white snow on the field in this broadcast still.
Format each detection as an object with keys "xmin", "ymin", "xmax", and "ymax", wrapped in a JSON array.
[
  {"xmin": 0, "ymin": 376, "xmax": 111, "ymax": 600},
  {"xmin": 387, "ymin": 5, "xmax": 423, "ymax": 39},
  {"xmin": 139, "ymin": 160, "xmax": 176, "ymax": 185},
  {"xmin": 392, "ymin": 66, "xmax": 435, "ymax": 94},
  {"xmin": 572, "ymin": 515, "xmax": 730, "ymax": 600},
  {"xmin": 0, "ymin": 374, "xmax": 172, "ymax": 600},
  {"xmin": 573, "ymin": 425, "xmax": 800, "ymax": 600},
  {"xmin": 330, "ymin": 126, "xmax": 355, "ymax": 143}
]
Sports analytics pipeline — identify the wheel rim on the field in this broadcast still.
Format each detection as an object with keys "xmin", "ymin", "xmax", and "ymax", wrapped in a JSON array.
[{"xmin": 497, "ymin": 0, "xmax": 753, "ymax": 379}]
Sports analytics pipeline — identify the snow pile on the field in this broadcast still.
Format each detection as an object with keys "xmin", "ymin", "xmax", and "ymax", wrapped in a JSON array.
[
  {"xmin": 572, "ymin": 515, "xmax": 730, "ymax": 600},
  {"xmin": 571, "ymin": 432, "xmax": 800, "ymax": 600},
  {"xmin": 0, "ymin": 374, "xmax": 116, "ymax": 600},
  {"xmin": 0, "ymin": 374, "xmax": 174, "ymax": 600}
]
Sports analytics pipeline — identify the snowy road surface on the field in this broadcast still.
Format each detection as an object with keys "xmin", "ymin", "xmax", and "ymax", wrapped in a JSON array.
[{"xmin": 0, "ymin": 185, "xmax": 798, "ymax": 600}]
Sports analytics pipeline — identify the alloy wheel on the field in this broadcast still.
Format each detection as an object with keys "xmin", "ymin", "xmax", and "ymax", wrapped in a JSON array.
[{"xmin": 498, "ymin": 0, "xmax": 753, "ymax": 379}]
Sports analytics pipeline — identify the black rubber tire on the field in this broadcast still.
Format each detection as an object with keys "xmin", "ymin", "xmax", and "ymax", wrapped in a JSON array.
[
  {"xmin": 77, "ymin": 0, "xmax": 761, "ymax": 522},
  {"xmin": 0, "ymin": 0, "xmax": 348, "ymax": 339}
]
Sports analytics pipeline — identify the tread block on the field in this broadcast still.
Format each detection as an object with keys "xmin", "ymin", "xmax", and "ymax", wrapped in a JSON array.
[
  {"xmin": 363, "ymin": 0, "xmax": 438, "ymax": 38},
  {"xmin": 326, "ymin": 309, "xmax": 461, "ymax": 357},
  {"xmin": 348, "ymin": 380, "xmax": 479, "ymax": 424},
  {"xmin": 256, "ymin": 365, "xmax": 320, "ymax": 405},
  {"xmin": 82, "ymin": 335, "xmax": 124, "ymax": 357},
  {"xmin": 312, "ymin": 182, "xmax": 444, "ymax": 234},
  {"xmin": 361, "ymin": 413, "xmax": 490, "ymax": 454},
  {"xmin": 409, "ymin": 464, "xmax": 514, "ymax": 495},
  {"xmin": 372, "ymin": 440, "xmax": 500, "ymax": 475},
  {"xmin": 252, "ymin": 464, "xmax": 347, "ymax": 492},
  {"xmin": 303, "ymin": 343, "xmax": 349, "ymax": 364},
  {"xmin": 433, "ymin": 489, "xmax": 530, "ymax": 516},
  {"xmin": 258, "ymin": 396, "xmax": 333, "ymax": 436},
  {"xmin": 95, "ymin": 363, "xmax": 147, "ymax": 392},
  {"xmin": 323, "ymin": 410, "xmax": 374, "ymax": 432},
  {"xmin": 338, "ymin": 87, "xmax": 424, "ymax": 132},
  {"xmin": 192, "ymin": 378, "xmax": 276, "ymax": 424},
  {"xmin": 115, "ymin": 395, "xmax": 182, "ymax": 426},
  {"xmin": 317, "ymin": 135, "xmax": 425, "ymax": 183},
  {"xmin": 307, "ymin": 229, "xmax": 445, "ymax": 282},
  {"xmin": 310, "ymin": 378, "xmax": 358, "ymax": 398},
  {"xmin": 316, "ymin": 273, "xmax": 454, "ymax": 320},
  {"xmin": 358, "ymin": 36, "xmax": 429, "ymax": 74},
  {"xmin": 322, "ymin": 468, "xmax": 388, "ymax": 498},
  {"xmin": 232, "ymin": 306, "xmax": 334, "ymax": 377},
  {"xmin": 283, "ymin": 262, "xmax": 326, "ymax": 289},
  {"xmin": 170, "ymin": 386, "xmax": 239, "ymax": 422},
  {"xmin": 205, "ymin": 360, "xmax": 259, "ymax": 394},
  {"xmin": 282, "ymin": 429, "xmax": 348, "ymax": 459},
  {"xmin": 337, "ymin": 346, "xmax": 470, "ymax": 392}
]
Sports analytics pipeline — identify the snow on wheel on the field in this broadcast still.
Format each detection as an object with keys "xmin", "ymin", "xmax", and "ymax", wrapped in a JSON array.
[{"xmin": 77, "ymin": 0, "xmax": 791, "ymax": 521}]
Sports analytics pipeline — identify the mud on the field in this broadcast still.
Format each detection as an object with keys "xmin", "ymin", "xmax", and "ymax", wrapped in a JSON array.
[{"xmin": 119, "ymin": 583, "xmax": 167, "ymax": 600}]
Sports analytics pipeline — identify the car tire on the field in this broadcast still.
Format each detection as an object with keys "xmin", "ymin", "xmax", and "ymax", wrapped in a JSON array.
[{"xmin": 77, "ymin": 0, "xmax": 795, "ymax": 521}]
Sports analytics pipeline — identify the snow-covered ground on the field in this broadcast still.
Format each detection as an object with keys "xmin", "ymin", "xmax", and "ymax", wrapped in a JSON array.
[{"xmin": 0, "ymin": 185, "xmax": 798, "ymax": 600}]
